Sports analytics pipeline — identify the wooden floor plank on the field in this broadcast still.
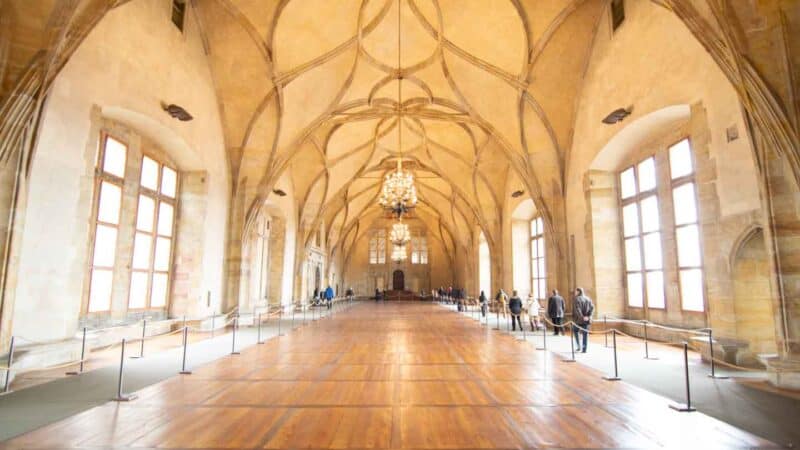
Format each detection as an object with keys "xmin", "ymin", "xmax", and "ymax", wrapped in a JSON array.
[{"xmin": 0, "ymin": 302, "xmax": 776, "ymax": 449}]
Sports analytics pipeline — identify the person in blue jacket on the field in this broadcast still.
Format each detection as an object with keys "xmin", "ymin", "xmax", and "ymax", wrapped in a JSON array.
[{"xmin": 324, "ymin": 285, "xmax": 334, "ymax": 309}]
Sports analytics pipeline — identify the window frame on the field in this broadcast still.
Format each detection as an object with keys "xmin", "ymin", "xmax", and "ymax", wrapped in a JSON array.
[
  {"xmin": 618, "ymin": 155, "xmax": 666, "ymax": 311},
  {"xmin": 668, "ymin": 137, "xmax": 707, "ymax": 313},
  {"xmin": 128, "ymin": 152, "xmax": 179, "ymax": 311},
  {"xmin": 86, "ymin": 132, "xmax": 128, "ymax": 314},
  {"xmin": 411, "ymin": 231, "xmax": 428, "ymax": 265},
  {"xmin": 530, "ymin": 217, "xmax": 546, "ymax": 302},
  {"xmin": 369, "ymin": 229, "xmax": 386, "ymax": 265}
]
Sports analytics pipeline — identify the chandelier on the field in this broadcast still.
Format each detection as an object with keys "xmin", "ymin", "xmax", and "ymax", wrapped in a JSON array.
[
  {"xmin": 379, "ymin": 166, "xmax": 417, "ymax": 217},
  {"xmin": 391, "ymin": 243, "xmax": 407, "ymax": 262},
  {"xmin": 378, "ymin": 0, "xmax": 417, "ymax": 218},
  {"xmin": 390, "ymin": 219, "xmax": 411, "ymax": 245}
]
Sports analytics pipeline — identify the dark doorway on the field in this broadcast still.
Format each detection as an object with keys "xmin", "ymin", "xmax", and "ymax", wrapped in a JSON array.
[
  {"xmin": 392, "ymin": 270, "xmax": 405, "ymax": 290},
  {"xmin": 314, "ymin": 266, "xmax": 321, "ymax": 292}
]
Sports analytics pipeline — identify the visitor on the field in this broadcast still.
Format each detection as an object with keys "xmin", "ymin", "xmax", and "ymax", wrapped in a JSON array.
[
  {"xmin": 495, "ymin": 289, "xmax": 508, "ymax": 318},
  {"xmin": 479, "ymin": 290, "xmax": 488, "ymax": 317},
  {"xmin": 572, "ymin": 287, "xmax": 594, "ymax": 353},
  {"xmin": 346, "ymin": 286, "xmax": 354, "ymax": 303},
  {"xmin": 547, "ymin": 289, "xmax": 565, "ymax": 335},
  {"xmin": 526, "ymin": 292, "xmax": 541, "ymax": 331},
  {"xmin": 325, "ymin": 285, "xmax": 334, "ymax": 309},
  {"xmin": 375, "ymin": 288, "xmax": 380, "ymax": 302},
  {"xmin": 508, "ymin": 290, "xmax": 523, "ymax": 331}
]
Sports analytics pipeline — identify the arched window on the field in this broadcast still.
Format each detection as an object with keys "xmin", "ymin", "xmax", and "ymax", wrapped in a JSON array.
[
  {"xmin": 87, "ymin": 133, "xmax": 179, "ymax": 313},
  {"xmin": 530, "ymin": 217, "xmax": 546, "ymax": 301},
  {"xmin": 479, "ymin": 232, "xmax": 491, "ymax": 295},
  {"xmin": 369, "ymin": 229, "xmax": 386, "ymax": 264},
  {"xmin": 411, "ymin": 232, "xmax": 427, "ymax": 264},
  {"xmin": 669, "ymin": 139, "xmax": 704, "ymax": 311},
  {"xmin": 619, "ymin": 156, "xmax": 665, "ymax": 309}
]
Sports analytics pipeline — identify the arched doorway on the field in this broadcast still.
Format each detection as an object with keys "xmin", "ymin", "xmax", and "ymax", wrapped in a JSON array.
[
  {"xmin": 392, "ymin": 270, "xmax": 405, "ymax": 290},
  {"xmin": 733, "ymin": 228, "xmax": 777, "ymax": 357}
]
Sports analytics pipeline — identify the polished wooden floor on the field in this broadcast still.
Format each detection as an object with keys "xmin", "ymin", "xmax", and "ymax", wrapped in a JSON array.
[{"xmin": 1, "ymin": 302, "xmax": 775, "ymax": 449}]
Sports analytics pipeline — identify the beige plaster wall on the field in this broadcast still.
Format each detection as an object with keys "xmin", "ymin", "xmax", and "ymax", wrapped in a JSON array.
[
  {"xmin": 11, "ymin": 0, "xmax": 228, "ymax": 340},
  {"xmin": 566, "ymin": 1, "xmax": 762, "ymax": 314}
]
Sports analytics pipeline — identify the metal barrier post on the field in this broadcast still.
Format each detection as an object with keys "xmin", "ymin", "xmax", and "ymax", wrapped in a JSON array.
[
  {"xmin": 521, "ymin": 316, "xmax": 527, "ymax": 341},
  {"xmin": 643, "ymin": 320, "xmax": 658, "ymax": 360},
  {"xmin": 670, "ymin": 342, "xmax": 697, "ymax": 412},
  {"xmin": 180, "ymin": 326, "xmax": 192, "ymax": 374},
  {"xmin": 132, "ymin": 319, "xmax": 146, "ymax": 359},
  {"xmin": 3, "ymin": 336, "xmax": 15, "ymax": 392},
  {"xmin": 292, "ymin": 305, "xmax": 296, "ymax": 329},
  {"xmin": 303, "ymin": 303, "xmax": 307, "ymax": 326},
  {"xmin": 604, "ymin": 315, "xmax": 609, "ymax": 348},
  {"xmin": 257, "ymin": 313, "xmax": 263, "ymax": 344},
  {"xmin": 537, "ymin": 322, "xmax": 546, "ymax": 350},
  {"xmin": 603, "ymin": 330, "xmax": 621, "ymax": 381},
  {"xmin": 495, "ymin": 309, "xmax": 500, "ymax": 330},
  {"xmin": 564, "ymin": 326, "xmax": 576, "ymax": 363},
  {"xmin": 231, "ymin": 316, "xmax": 240, "ymax": 355},
  {"xmin": 707, "ymin": 329, "xmax": 728, "ymax": 379},
  {"xmin": 66, "ymin": 327, "xmax": 87, "ymax": 375},
  {"xmin": 211, "ymin": 315, "xmax": 216, "ymax": 337},
  {"xmin": 278, "ymin": 307, "xmax": 284, "ymax": 336},
  {"xmin": 112, "ymin": 339, "xmax": 137, "ymax": 401}
]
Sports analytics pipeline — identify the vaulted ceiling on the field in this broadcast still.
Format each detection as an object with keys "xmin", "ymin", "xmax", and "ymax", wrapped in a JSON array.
[{"xmin": 192, "ymin": 0, "xmax": 606, "ymax": 260}]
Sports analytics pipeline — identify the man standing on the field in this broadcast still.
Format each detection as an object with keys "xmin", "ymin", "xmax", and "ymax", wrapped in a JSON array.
[
  {"xmin": 508, "ymin": 290, "xmax": 523, "ymax": 331},
  {"xmin": 572, "ymin": 287, "xmax": 594, "ymax": 353},
  {"xmin": 547, "ymin": 290, "xmax": 565, "ymax": 335},
  {"xmin": 325, "ymin": 285, "xmax": 334, "ymax": 309},
  {"xmin": 346, "ymin": 286, "xmax": 354, "ymax": 303}
]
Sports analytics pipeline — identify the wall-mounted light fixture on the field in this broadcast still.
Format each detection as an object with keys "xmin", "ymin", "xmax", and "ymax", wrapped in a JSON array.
[
  {"xmin": 601, "ymin": 106, "xmax": 632, "ymax": 125},
  {"xmin": 161, "ymin": 102, "xmax": 193, "ymax": 121},
  {"xmin": 272, "ymin": 189, "xmax": 287, "ymax": 197},
  {"xmin": 511, "ymin": 190, "xmax": 524, "ymax": 198}
]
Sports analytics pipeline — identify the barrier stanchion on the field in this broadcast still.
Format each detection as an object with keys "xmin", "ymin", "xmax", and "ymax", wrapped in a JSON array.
[
  {"xmin": 179, "ymin": 326, "xmax": 192, "ymax": 375},
  {"xmin": 643, "ymin": 321, "xmax": 658, "ymax": 360},
  {"xmin": 495, "ymin": 309, "xmax": 500, "ymax": 330},
  {"xmin": 603, "ymin": 330, "xmax": 621, "ymax": 381},
  {"xmin": 257, "ymin": 313, "xmax": 263, "ymax": 344},
  {"xmin": 132, "ymin": 319, "xmax": 146, "ymax": 359},
  {"xmin": 292, "ymin": 305, "xmax": 296, "ymax": 329},
  {"xmin": 3, "ymin": 336, "xmax": 15, "ymax": 392},
  {"xmin": 604, "ymin": 315, "xmax": 609, "ymax": 348},
  {"xmin": 302, "ymin": 303, "xmax": 307, "ymax": 326},
  {"xmin": 231, "ymin": 316, "xmax": 240, "ymax": 355},
  {"xmin": 670, "ymin": 342, "xmax": 697, "ymax": 412},
  {"xmin": 211, "ymin": 315, "xmax": 216, "ymax": 337},
  {"xmin": 537, "ymin": 322, "xmax": 546, "ymax": 350},
  {"xmin": 278, "ymin": 307, "xmax": 284, "ymax": 336},
  {"xmin": 521, "ymin": 315, "xmax": 527, "ymax": 341},
  {"xmin": 564, "ymin": 326, "xmax": 576, "ymax": 363},
  {"xmin": 112, "ymin": 339, "xmax": 137, "ymax": 401},
  {"xmin": 66, "ymin": 327, "xmax": 87, "ymax": 375},
  {"xmin": 707, "ymin": 329, "xmax": 728, "ymax": 379}
]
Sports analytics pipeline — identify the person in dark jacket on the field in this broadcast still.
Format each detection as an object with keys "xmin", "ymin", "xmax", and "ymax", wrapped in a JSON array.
[
  {"xmin": 572, "ymin": 287, "xmax": 594, "ymax": 352},
  {"xmin": 479, "ymin": 291, "xmax": 488, "ymax": 317},
  {"xmin": 547, "ymin": 290, "xmax": 566, "ymax": 335},
  {"xmin": 346, "ymin": 287, "xmax": 354, "ymax": 302},
  {"xmin": 508, "ymin": 290, "xmax": 523, "ymax": 331}
]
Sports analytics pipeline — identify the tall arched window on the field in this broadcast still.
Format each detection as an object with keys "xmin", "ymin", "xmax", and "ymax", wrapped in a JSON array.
[
  {"xmin": 87, "ymin": 132, "xmax": 179, "ymax": 314},
  {"xmin": 619, "ymin": 156, "xmax": 665, "ymax": 309},
  {"xmin": 369, "ymin": 229, "xmax": 386, "ymax": 264},
  {"xmin": 411, "ymin": 232, "xmax": 427, "ymax": 264},
  {"xmin": 479, "ymin": 232, "xmax": 491, "ymax": 295},
  {"xmin": 670, "ymin": 139, "xmax": 704, "ymax": 311},
  {"xmin": 530, "ymin": 217, "xmax": 546, "ymax": 301}
]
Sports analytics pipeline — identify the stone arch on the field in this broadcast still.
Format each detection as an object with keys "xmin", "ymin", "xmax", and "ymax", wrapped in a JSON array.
[{"xmin": 731, "ymin": 226, "xmax": 778, "ymax": 358}]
